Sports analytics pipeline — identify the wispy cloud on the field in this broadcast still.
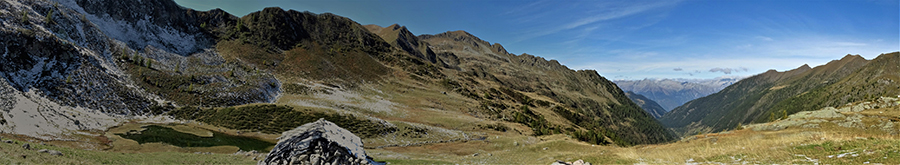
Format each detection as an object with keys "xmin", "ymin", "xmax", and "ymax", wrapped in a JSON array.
[
  {"xmin": 513, "ymin": 1, "xmax": 681, "ymax": 42},
  {"xmin": 755, "ymin": 36, "xmax": 774, "ymax": 41},
  {"xmin": 572, "ymin": 54, "xmax": 835, "ymax": 80},
  {"xmin": 708, "ymin": 67, "xmax": 749, "ymax": 74},
  {"xmin": 502, "ymin": 0, "xmax": 553, "ymax": 16},
  {"xmin": 500, "ymin": 0, "xmax": 897, "ymax": 80}
]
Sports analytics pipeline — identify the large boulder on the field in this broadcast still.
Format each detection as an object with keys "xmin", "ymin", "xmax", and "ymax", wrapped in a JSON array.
[{"xmin": 259, "ymin": 118, "xmax": 379, "ymax": 165}]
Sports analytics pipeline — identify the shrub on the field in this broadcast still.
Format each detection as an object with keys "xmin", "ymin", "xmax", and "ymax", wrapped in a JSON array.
[
  {"xmin": 44, "ymin": 10, "xmax": 53, "ymax": 24},
  {"xmin": 21, "ymin": 11, "xmax": 28, "ymax": 24}
]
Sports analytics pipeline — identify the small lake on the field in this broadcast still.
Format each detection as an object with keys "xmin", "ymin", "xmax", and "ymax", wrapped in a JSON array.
[{"xmin": 116, "ymin": 125, "xmax": 275, "ymax": 151}]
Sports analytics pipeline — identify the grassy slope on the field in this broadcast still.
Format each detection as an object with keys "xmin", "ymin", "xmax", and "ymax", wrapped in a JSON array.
[
  {"xmin": 367, "ymin": 98, "xmax": 900, "ymax": 164},
  {"xmin": 3, "ymin": 120, "xmax": 896, "ymax": 164},
  {"xmin": 661, "ymin": 54, "xmax": 883, "ymax": 135},
  {"xmin": 210, "ymin": 8, "xmax": 674, "ymax": 146},
  {"xmin": 415, "ymin": 31, "xmax": 675, "ymax": 145},
  {"xmin": 0, "ymin": 138, "xmax": 257, "ymax": 164},
  {"xmin": 767, "ymin": 52, "xmax": 900, "ymax": 122}
]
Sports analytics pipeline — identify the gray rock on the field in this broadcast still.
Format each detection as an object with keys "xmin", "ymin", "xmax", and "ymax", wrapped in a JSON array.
[
  {"xmin": 572, "ymin": 159, "xmax": 585, "ymax": 165},
  {"xmin": 801, "ymin": 124, "xmax": 820, "ymax": 128},
  {"xmin": 851, "ymin": 104, "xmax": 865, "ymax": 112},
  {"xmin": 259, "ymin": 118, "xmax": 380, "ymax": 165},
  {"xmin": 38, "ymin": 149, "xmax": 48, "ymax": 153},
  {"xmin": 837, "ymin": 106, "xmax": 851, "ymax": 112},
  {"xmin": 789, "ymin": 107, "xmax": 844, "ymax": 119},
  {"xmin": 835, "ymin": 115, "xmax": 864, "ymax": 128},
  {"xmin": 3, "ymin": 140, "xmax": 12, "ymax": 143},
  {"xmin": 48, "ymin": 150, "xmax": 63, "ymax": 156},
  {"xmin": 22, "ymin": 143, "xmax": 30, "ymax": 150},
  {"xmin": 550, "ymin": 159, "xmax": 591, "ymax": 165},
  {"xmin": 551, "ymin": 160, "xmax": 568, "ymax": 165}
]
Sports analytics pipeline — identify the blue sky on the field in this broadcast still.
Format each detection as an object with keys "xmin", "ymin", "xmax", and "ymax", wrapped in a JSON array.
[{"xmin": 174, "ymin": 0, "xmax": 899, "ymax": 80}]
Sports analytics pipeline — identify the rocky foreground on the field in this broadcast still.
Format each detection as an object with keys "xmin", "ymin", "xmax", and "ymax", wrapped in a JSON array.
[
  {"xmin": 260, "ymin": 118, "xmax": 380, "ymax": 165},
  {"xmin": 746, "ymin": 96, "xmax": 900, "ymax": 133}
]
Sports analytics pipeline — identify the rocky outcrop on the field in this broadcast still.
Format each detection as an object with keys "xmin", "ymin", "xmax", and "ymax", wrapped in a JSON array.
[
  {"xmin": 260, "ymin": 118, "xmax": 379, "ymax": 165},
  {"xmin": 746, "ymin": 96, "xmax": 900, "ymax": 133}
]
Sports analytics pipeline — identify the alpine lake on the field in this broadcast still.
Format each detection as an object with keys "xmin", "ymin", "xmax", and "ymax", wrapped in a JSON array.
[{"xmin": 107, "ymin": 123, "xmax": 276, "ymax": 153}]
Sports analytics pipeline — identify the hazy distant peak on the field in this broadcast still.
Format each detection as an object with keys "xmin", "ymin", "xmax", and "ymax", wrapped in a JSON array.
[{"xmin": 613, "ymin": 77, "xmax": 740, "ymax": 111}]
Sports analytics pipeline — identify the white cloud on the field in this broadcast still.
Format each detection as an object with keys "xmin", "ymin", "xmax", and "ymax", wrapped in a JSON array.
[
  {"xmin": 708, "ymin": 67, "xmax": 749, "ymax": 74},
  {"xmin": 573, "ymin": 55, "xmax": 834, "ymax": 80}
]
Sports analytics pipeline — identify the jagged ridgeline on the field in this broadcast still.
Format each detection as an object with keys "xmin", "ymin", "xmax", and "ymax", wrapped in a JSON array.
[
  {"xmin": 661, "ymin": 52, "xmax": 900, "ymax": 136},
  {"xmin": 212, "ymin": 8, "xmax": 675, "ymax": 145},
  {"xmin": 0, "ymin": 0, "xmax": 674, "ymax": 145}
]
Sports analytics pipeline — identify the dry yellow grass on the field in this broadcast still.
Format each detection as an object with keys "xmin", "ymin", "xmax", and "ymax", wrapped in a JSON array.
[
  {"xmin": 365, "ymin": 103, "xmax": 900, "ymax": 164},
  {"xmin": 366, "ymin": 124, "xmax": 900, "ymax": 164}
]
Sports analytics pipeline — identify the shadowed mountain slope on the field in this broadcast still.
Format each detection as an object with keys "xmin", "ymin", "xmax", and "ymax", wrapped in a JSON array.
[
  {"xmin": 661, "ymin": 53, "xmax": 899, "ymax": 136},
  {"xmin": 625, "ymin": 91, "xmax": 667, "ymax": 119}
]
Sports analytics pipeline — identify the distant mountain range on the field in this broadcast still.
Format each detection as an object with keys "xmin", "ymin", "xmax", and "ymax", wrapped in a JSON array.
[
  {"xmin": 660, "ymin": 53, "xmax": 900, "ymax": 136},
  {"xmin": 614, "ymin": 77, "xmax": 742, "ymax": 111}
]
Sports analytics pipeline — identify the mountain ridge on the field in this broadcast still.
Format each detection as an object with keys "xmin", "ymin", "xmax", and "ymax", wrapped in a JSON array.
[
  {"xmin": 660, "ymin": 53, "xmax": 897, "ymax": 136},
  {"xmin": 0, "ymin": 0, "xmax": 674, "ymax": 147}
]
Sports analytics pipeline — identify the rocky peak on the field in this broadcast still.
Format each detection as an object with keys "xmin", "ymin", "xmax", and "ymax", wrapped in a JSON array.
[
  {"xmin": 798, "ymin": 64, "xmax": 812, "ymax": 70},
  {"xmin": 491, "ymin": 43, "xmax": 510, "ymax": 55},
  {"xmin": 511, "ymin": 53, "xmax": 568, "ymax": 71},
  {"xmin": 239, "ymin": 7, "xmax": 389, "ymax": 52},
  {"xmin": 841, "ymin": 54, "xmax": 864, "ymax": 61},
  {"xmin": 364, "ymin": 23, "xmax": 437, "ymax": 63},
  {"xmin": 420, "ymin": 30, "xmax": 487, "ymax": 46},
  {"xmin": 260, "ymin": 118, "xmax": 378, "ymax": 165},
  {"xmin": 387, "ymin": 24, "xmax": 403, "ymax": 31},
  {"xmin": 419, "ymin": 30, "xmax": 511, "ymax": 62}
]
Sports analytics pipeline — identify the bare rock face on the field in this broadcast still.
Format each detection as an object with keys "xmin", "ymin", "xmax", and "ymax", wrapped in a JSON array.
[{"xmin": 259, "ymin": 118, "xmax": 379, "ymax": 165}]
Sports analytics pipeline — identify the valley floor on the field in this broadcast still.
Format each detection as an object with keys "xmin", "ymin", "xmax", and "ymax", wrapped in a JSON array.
[{"xmin": 2, "ymin": 114, "xmax": 898, "ymax": 164}]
